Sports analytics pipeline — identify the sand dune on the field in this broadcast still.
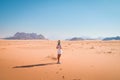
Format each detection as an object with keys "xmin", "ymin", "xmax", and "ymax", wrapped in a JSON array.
[{"xmin": 0, "ymin": 40, "xmax": 120, "ymax": 80}]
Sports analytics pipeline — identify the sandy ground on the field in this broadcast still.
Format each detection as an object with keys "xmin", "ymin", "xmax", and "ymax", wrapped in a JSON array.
[{"xmin": 0, "ymin": 40, "xmax": 120, "ymax": 80}]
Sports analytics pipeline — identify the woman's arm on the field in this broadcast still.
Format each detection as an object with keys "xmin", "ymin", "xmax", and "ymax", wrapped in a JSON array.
[{"xmin": 56, "ymin": 45, "xmax": 58, "ymax": 49}]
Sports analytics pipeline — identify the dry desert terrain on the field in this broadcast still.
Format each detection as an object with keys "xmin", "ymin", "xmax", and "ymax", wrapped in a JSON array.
[{"xmin": 0, "ymin": 40, "xmax": 120, "ymax": 80}]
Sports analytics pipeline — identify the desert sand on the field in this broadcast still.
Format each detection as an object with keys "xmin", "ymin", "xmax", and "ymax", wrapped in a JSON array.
[{"xmin": 0, "ymin": 40, "xmax": 120, "ymax": 80}]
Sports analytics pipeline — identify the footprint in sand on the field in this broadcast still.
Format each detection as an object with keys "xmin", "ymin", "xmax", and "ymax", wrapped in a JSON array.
[
  {"xmin": 107, "ymin": 51, "xmax": 112, "ymax": 54},
  {"xmin": 56, "ymin": 71, "xmax": 59, "ymax": 74},
  {"xmin": 68, "ymin": 43, "xmax": 71, "ymax": 45},
  {"xmin": 59, "ymin": 68, "xmax": 62, "ymax": 71},
  {"xmin": 62, "ymin": 76, "xmax": 64, "ymax": 79},
  {"xmin": 56, "ymin": 68, "xmax": 62, "ymax": 74},
  {"xmin": 104, "ymin": 51, "xmax": 112, "ymax": 54},
  {"xmin": 90, "ymin": 46, "xmax": 94, "ymax": 49},
  {"xmin": 1, "ymin": 48, "xmax": 6, "ymax": 50}
]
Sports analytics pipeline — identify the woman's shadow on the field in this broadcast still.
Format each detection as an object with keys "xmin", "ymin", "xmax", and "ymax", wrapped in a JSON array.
[{"xmin": 13, "ymin": 62, "xmax": 57, "ymax": 68}]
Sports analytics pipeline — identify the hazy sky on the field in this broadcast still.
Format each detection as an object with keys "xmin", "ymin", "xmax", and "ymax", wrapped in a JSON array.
[{"xmin": 0, "ymin": 0, "xmax": 120, "ymax": 40}]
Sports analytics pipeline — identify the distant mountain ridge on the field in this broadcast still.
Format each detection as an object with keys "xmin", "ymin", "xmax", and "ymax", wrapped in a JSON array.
[
  {"xmin": 3, "ymin": 33, "xmax": 120, "ymax": 40},
  {"xmin": 103, "ymin": 36, "xmax": 120, "ymax": 40},
  {"xmin": 66, "ymin": 37, "xmax": 84, "ymax": 41},
  {"xmin": 66, "ymin": 36, "xmax": 120, "ymax": 41},
  {"xmin": 5, "ymin": 32, "xmax": 46, "ymax": 40},
  {"xmin": 66, "ymin": 37, "xmax": 98, "ymax": 41}
]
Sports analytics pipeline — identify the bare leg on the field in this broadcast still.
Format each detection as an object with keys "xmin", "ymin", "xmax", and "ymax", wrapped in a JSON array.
[{"xmin": 57, "ymin": 54, "xmax": 61, "ymax": 63}]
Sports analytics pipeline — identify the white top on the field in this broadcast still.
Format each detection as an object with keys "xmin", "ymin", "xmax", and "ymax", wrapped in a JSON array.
[{"xmin": 56, "ymin": 45, "xmax": 62, "ymax": 54}]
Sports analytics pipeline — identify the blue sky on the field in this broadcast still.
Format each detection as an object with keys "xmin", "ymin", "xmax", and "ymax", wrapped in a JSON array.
[{"xmin": 0, "ymin": 0, "xmax": 120, "ymax": 40}]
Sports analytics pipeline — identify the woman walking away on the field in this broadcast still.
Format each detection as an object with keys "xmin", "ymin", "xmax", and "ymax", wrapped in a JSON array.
[{"xmin": 56, "ymin": 40, "xmax": 62, "ymax": 64}]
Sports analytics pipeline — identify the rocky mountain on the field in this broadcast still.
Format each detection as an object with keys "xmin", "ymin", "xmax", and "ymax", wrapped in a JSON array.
[
  {"xmin": 67, "ymin": 36, "xmax": 120, "ymax": 41},
  {"xmin": 66, "ymin": 36, "xmax": 101, "ymax": 41},
  {"xmin": 5, "ymin": 32, "xmax": 46, "ymax": 40},
  {"xmin": 66, "ymin": 37, "xmax": 84, "ymax": 41},
  {"xmin": 103, "ymin": 36, "xmax": 120, "ymax": 40}
]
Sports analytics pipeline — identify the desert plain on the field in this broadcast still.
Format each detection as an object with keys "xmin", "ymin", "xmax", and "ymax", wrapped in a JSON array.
[{"xmin": 0, "ymin": 40, "xmax": 120, "ymax": 80}]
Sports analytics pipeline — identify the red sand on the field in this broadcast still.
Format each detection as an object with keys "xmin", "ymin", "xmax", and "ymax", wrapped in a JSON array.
[{"xmin": 0, "ymin": 40, "xmax": 120, "ymax": 80}]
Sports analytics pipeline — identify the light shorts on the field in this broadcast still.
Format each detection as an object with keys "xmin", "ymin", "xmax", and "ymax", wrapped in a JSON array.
[{"xmin": 57, "ymin": 49, "xmax": 63, "ymax": 54}]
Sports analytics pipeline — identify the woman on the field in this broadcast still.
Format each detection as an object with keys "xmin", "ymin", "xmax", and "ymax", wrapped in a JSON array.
[{"xmin": 56, "ymin": 40, "xmax": 62, "ymax": 64}]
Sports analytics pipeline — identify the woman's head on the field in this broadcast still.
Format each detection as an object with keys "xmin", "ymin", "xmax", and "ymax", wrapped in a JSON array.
[{"xmin": 58, "ymin": 40, "xmax": 61, "ymax": 45}]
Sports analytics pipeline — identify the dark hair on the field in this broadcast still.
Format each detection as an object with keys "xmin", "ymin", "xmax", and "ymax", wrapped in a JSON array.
[{"xmin": 57, "ymin": 40, "xmax": 61, "ymax": 45}]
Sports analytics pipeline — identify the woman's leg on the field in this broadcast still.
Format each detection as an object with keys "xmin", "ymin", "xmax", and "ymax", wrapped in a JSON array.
[{"xmin": 57, "ymin": 54, "xmax": 61, "ymax": 63}]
